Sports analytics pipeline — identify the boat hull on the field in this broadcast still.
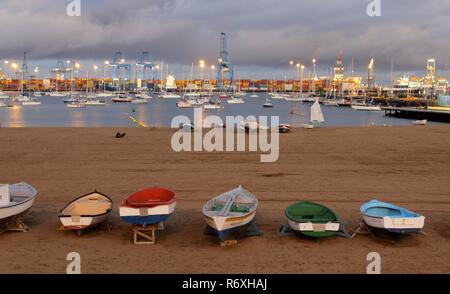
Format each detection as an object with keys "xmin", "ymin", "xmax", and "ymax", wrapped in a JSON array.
[
  {"xmin": 204, "ymin": 211, "xmax": 256, "ymax": 240},
  {"xmin": 362, "ymin": 214, "xmax": 425, "ymax": 234},
  {"xmin": 287, "ymin": 219, "xmax": 340, "ymax": 238},
  {"xmin": 120, "ymin": 202, "xmax": 176, "ymax": 227},
  {"xmin": 59, "ymin": 214, "xmax": 110, "ymax": 230},
  {"xmin": 0, "ymin": 183, "xmax": 38, "ymax": 230}
]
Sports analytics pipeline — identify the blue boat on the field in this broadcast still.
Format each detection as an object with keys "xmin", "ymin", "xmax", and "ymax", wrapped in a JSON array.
[{"xmin": 361, "ymin": 200, "xmax": 425, "ymax": 234}]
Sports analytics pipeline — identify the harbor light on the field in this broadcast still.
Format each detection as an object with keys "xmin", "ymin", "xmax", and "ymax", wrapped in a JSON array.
[
  {"xmin": 11, "ymin": 63, "xmax": 18, "ymax": 70},
  {"xmin": 104, "ymin": 60, "xmax": 110, "ymax": 65},
  {"xmin": 4, "ymin": 60, "xmax": 8, "ymax": 65},
  {"xmin": 93, "ymin": 65, "xmax": 98, "ymax": 70},
  {"xmin": 75, "ymin": 63, "xmax": 80, "ymax": 69}
]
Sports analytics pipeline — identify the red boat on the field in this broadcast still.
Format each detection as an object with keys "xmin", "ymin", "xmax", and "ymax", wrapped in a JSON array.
[{"xmin": 119, "ymin": 188, "xmax": 176, "ymax": 226}]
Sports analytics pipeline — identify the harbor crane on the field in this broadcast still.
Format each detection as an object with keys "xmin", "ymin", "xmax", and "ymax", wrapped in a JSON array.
[
  {"xmin": 216, "ymin": 32, "xmax": 234, "ymax": 91},
  {"xmin": 109, "ymin": 52, "xmax": 131, "ymax": 91},
  {"xmin": 136, "ymin": 51, "xmax": 156, "ymax": 90}
]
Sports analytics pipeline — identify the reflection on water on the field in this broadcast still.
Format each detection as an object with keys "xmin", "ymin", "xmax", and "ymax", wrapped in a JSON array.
[{"xmin": 0, "ymin": 94, "xmax": 436, "ymax": 127}]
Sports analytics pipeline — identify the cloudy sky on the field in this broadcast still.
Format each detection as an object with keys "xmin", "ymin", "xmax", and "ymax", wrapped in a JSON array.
[{"xmin": 0, "ymin": 0, "xmax": 449, "ymax": 82}]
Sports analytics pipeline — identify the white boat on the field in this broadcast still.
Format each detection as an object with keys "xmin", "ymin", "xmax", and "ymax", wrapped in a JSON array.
[
  {"xmin": 284, "ymin": 96, "xmax": 303, "ymax": 102},
  {"xmin": 185, "ymin": 92, "xmax": 201, "ymax": 98},
  {"xmin": 112, "ymin": 95, "xmax": 132, "ymax": 103},
  {"xmin": 85, "ymin": 99, "xmax": 106, "ymax": 106},
  {"xmin": 96, "ymin": 92, "xmax": 113, "ymax": 98},
  {"xmin": 323, "ymin": 100, "xmax": 339, "ymax": 106},
  {"xmin": 351, "ymin": 103, "xmax": 382, "ymax": 111},
  {"xmin": 272, "ymin": 93, "xmax": 290, "ymax": 99},
  {"xmin": 361, "ymin": 200, "xmax": 425, "ymax": 234},
  {"xmin": 0, "ymin": 183, "xmax": 38, "ymax": 232},
  {"xmin": 131, "ymin": 98, "xmax": 149, "ymax": 104},
  {"xmin": 304, "ymin": 98, "xmax": 325, "ymax": 129},
  {"xmin": 0, "ymin": 102, "xmax": 8, "ymax": 107},
  {"xmin": 161, "ymin": 93, "xmax": 181, "ymax": 99},
  {"xmin": 227, "ymin": 97, "xmax": 244, "ymax": 104},
  {"xmin": 48, "ymin": 92, "xmax": 67, "ymax": 97},
  {"xmin": 203, "ymin": 102, "xmax": 222, "ymax": 110},
  {"xmin": 15, "ymin": 95, "xmax": 31, "ymax": 102},
  {"xmin": 413, "ymin": 120, "xmax": 428, "ymax": 126},
  {"xmin": 59, "ymin": 191, "xmax": 113, "ymax": 231},
  {"xmin": 66, "ymin": 101, "xmax": 86, "ymax": 108},
  {"xmin": 0, "ymin": 92, "xmax": 9, "ymax": 99},
  {"xmin": 250, "ymin": 94, "xmax": 259, "ymax": 98},
  {"xmin": 22, "ymin": 99, "xmax": 42, "ymax": 106},
  {"xmin": 202, "ymin": 186, "xmax": 258, "ymax": 240},
  {"xmin": 177, "ymin": 100, "xmax": 192, "ymax": 108},
  {"xmin": 135, "ymin": 93, "xmax": 152, "ymax": 99}
]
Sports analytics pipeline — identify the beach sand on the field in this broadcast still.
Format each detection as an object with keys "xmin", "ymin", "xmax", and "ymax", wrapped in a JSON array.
[{"xmin": 0, "ymin": 126, "xmax": 449, "ymax": 274}]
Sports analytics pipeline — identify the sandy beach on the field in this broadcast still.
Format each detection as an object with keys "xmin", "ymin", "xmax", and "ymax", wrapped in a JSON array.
[{"xmin": 0, "ymin": 126, "xmax": 449, "ymax": 274}]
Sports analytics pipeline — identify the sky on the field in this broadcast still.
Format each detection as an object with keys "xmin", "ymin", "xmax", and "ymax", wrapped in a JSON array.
[{"xmin": 0, "ymin": 0, "xmax": 449, "ymax": 83}]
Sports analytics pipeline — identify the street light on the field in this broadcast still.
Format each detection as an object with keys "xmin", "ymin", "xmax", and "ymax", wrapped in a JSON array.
[
  {"xmin": 312, "ymin": 59, "xmax": 317, "ymax": 95},
  {"xmin": 296, "ymin": 63, "xmax": 300, "ymax": 93},
  {"xmin": 290, "ymin": 60, "xmax": 294, "ymax": 79},
  {"xmin": 199, "ymin": 60, "xmax": 206, "ymax": 90},
  {"xmin": 300, "ymin": 65, "xmax": 305, "ymax": 96}
]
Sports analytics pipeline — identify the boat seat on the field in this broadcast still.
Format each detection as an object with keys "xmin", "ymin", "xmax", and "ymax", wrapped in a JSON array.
[
  {"xmin": 211, "ymin": 204, "xmax": 250, "ymax": 213},
  {"xmin": 65, "ymin": 201, "xmax": 111, "ymax": 215}
]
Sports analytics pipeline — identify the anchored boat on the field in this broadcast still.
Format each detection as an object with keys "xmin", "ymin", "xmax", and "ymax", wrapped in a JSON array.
[
  {"xmin": 59, "ymin": 191, "xmax": 113, "ymax": 231},
  {"xmin": 202, "ymin": 186, "xmax": 258, "ymax": 240},
  {"xmin": 361, "ymin": 200, "xmax": 425, "ymax": 234},
  {"xmin": 286, "ymin": 201, "xmax": 340, "ymax": 238},
  {"xmin": 0, "ymin": 182, "xmax": 38, "ymax": 232},
  {"xmin": 120, "ymin": 188, "xmax": 176, "ymax": 227}
]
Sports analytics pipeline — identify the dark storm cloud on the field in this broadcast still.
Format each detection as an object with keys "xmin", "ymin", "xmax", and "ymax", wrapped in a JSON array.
[{"xmin": 0, "ymin": 0, "xmax": 449, "ymax": 77}]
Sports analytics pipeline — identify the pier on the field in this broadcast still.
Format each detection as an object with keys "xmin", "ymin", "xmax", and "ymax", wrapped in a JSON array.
[{"xmin": 384, "ymin": 107, "xmax": 450, "ymax": 123}]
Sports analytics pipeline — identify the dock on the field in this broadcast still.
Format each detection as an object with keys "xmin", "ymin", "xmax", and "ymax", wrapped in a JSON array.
[{"xmin": 384, "ymin": 107, "xmax": 450, "ymax": 123}]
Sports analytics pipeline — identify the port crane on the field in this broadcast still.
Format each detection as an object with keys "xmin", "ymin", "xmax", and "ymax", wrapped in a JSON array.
[
  {"xmin": 109, "ymin": 52, "xmax": 131, "ymax": 91},
  {"xmin": 216, "ymin": 32, "xmax": 234, "ymax": 91},
  {"xmin": 135, "ymin": 51, "xmax": 156, "ymax": 90}
]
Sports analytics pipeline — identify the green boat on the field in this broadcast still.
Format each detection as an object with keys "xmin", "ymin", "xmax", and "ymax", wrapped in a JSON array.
[{"xmin": 285, "ymin": 201, "xmax": 340, "ymax": 238}]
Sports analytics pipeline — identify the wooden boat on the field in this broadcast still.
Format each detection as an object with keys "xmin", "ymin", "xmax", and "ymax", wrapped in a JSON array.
[
  {"xmin": 59, "ymin": 191, "xmax": 113, "ymax": 231},
  {"xmin": 360, "ymin": 200, "xmax": 425, "ymax": 234},
  {"xmin": 279, "ymin": 124, "xmax": 291, "ymax": 133},
  {"xmin": 286, "ymin": 201, "xmax": 340, "ymax": 238},
  {"xmin": 202, "ymin": 186, "xmax": 258, "ymax": 240},
  {"xmin": 120, "ymin": 188, "xmax": 176, "ymax": 227},
  {"xmin": 0, "ymin": 183, "xmax": 38, "ymax": 231}
]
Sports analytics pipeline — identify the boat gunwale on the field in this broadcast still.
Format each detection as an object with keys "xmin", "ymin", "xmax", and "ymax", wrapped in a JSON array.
[
  {"xmin": 59, "ymin": 191, "xmax": 113, "ymax": 218},
  {"xmin": 285, "ymin": 201, "xmax": 339, "ymax": 224},
  {"xmin": 0, "ymin": 182, "xmax": 37, "ymax": 210}
]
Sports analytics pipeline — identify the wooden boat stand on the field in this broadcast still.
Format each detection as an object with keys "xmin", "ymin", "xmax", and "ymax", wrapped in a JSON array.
[
  {"xmin": 204, "ymin": 220, "xmax": 263, "ymax": 247},
  {"xmin": 132, "ymin": 222, "xmax": 165, "ymax": 245},
  {"xmin": 0, "ymin": 218, "xmax": 28, "ymax": 234},
  {"xmin": 58, "ymin": 222, "xmax": 112, "ymax": 237}
]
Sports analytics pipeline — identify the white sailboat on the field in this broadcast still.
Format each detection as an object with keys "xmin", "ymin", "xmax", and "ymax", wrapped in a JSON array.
[{"xmin": 304, "ymin": 98, "xmax": 325, "ymax": 129}]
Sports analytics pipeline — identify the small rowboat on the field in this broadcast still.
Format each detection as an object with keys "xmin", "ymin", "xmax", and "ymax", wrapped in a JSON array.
[
  {"xmin": 59, "ymin": 191, "xmax": 113, "ymax": 231},
  {"xmin": 361, "ymin": 200, "xmax": 425, "ymax": 234},
  {"xmin": 202, "ymin": 186, "xmax": 258, "ymax": 240},
  {"xmin": 120, "ymin": 188, "xmax": 176, "ymax": 227},
  {"xmin": 279, "ymin": 124, "xmax": 291, "ymax": 133},
  {"xmin": 0, "ymin": 183, "xmax": 38, "ymax": 232},
  {"xmin": 286, "ymin": 201, "xmax": 340, "ymax": 238}
]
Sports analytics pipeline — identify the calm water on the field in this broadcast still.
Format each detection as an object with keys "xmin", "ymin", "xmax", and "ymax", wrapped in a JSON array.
[{"xmin": 0, "ymin": 94, "xmax": 431, "ymax": 127}]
